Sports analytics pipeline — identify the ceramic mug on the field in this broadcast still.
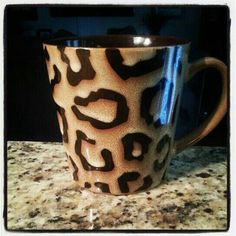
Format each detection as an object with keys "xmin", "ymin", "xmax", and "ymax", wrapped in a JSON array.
[{"xmin": 43, "ymin": 35, "xmax": 227, "ymax": 195}]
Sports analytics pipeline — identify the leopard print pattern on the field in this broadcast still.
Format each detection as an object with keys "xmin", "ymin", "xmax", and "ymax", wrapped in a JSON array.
[{"xmin": 43, "ymin": 43, "xmax": 188, "ymax": 195}]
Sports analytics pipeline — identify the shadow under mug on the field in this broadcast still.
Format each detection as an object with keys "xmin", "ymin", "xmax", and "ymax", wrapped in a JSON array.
[{"xmin": 43, "ymin": 35, "xmax": 227, "ymax": 195}]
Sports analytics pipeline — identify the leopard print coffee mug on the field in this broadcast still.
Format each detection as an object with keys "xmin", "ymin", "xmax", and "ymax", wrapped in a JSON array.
[{"xmin": 43, "ymin": 35, "xmax": 227, "ymax": 195}]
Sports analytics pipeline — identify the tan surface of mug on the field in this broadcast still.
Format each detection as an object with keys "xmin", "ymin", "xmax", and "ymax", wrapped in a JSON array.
[{"xmin": 43, "ymin": 35, "xmax": 227, "ymax": 195}]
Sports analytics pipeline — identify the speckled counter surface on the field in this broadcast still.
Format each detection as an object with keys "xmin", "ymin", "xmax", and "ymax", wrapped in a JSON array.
[{"xmin": 7, "ymin": 141, "xmax": 228, "ymax": 231}]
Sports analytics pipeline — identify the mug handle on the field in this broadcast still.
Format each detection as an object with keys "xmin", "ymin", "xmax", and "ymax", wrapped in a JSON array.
[{"xmin": 174, "ymin": 57, "xmax": 228, "ymax": 154}]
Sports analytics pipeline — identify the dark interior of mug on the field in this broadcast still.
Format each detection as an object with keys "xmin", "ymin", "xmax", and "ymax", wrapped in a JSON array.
[{"xmin": 44, "ymin": 35, "xmax": 189, "ymax": 48}]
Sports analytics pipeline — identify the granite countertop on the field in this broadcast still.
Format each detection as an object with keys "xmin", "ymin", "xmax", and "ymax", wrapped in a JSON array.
[{"xmin": 7, "ymin": 141, "xmax": 228, "ymax": 231}]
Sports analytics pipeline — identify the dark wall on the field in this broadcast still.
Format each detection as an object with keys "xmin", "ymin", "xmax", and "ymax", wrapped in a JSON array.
[{"xmin": 5, "ymin": 5, "xmax": 229, "ymax": 146}]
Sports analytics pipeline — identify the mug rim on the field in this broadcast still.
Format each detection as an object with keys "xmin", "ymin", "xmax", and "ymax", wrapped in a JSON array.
[{"xmin": 43, "ymin": 34, "xmax": 190, "ymax": 48}]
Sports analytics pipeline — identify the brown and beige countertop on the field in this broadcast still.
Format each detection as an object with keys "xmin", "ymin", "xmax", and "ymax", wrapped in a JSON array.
[{"xmin": 6, "ymin": 141, "xmax": 228, "ymax": 231}]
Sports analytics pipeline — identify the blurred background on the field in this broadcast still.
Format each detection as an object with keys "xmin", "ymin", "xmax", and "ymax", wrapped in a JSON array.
[{"xmin": 5, "ymin": 5, "xmax": 229, "ymax": 146}]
